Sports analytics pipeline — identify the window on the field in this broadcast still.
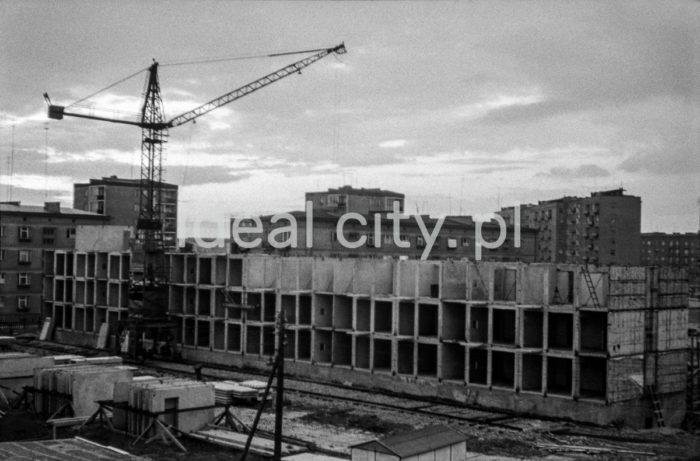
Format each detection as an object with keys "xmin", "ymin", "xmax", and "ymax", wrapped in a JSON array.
[
  {"xmin": 0, "ymin": 273, "xmax": 5, "ymax": 284},
  {"xmin": 416, "ymin": 236, "xmax": 425, "ymax": 248},
  {"xmin": 66, "ymin": 228, "xmax": 76, "ymax": 238},
  {"xmin": 461, "ymin": 237, "xmax": 470, "ymax": 247},
  {"xmin": 17, "ymin": 296, "xmax": 29, "ymax": 311},
  {"xmin": 18, "ymin": 273, "xmax": 31, "ymax": 286},
  {"xmin": 19, "ymin": 226, "xmax": 31, "ymax": 241},
  {"xmin": 18, "ymin": 250, "xmax": 31, "ymax": 264},
  {"xmin": 367, "ymin": 234, "xmax": 375, "ymax": 247},
  {"xmin": 383, "ymin": 234, "xmax": 393, "ymax": 245},
  {"xmin": 331, "ymin": 232, "xmax": 338, "ymax": 242}
]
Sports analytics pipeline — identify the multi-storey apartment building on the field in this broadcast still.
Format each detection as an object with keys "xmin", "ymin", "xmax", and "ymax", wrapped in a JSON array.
[
  {"xmin": 641, "ymin": 232, "xmax": 700, "ymax": 267},
  {"xmin": 642, "ymin": 232, "xmax": 700, "ymax": 289},
  {"xmin": 306, "ymin": 186, "xmax": 405, "ymax": 214},
  {"xmin": 499, "ymin": 189, "xmax": 641, "ymax": 265},
  {"xmin": 0, "ymin": 201, "xmax": 108, "ymax": 315},
  {"xmin": 73, "ymin": 176, "xmax": 178, "ymax": 249}
]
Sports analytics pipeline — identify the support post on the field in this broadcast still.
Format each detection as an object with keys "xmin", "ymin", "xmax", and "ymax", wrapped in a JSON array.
[{"xmin": 274, "ymin": 311, "xmax": 285, "ymax": 460}]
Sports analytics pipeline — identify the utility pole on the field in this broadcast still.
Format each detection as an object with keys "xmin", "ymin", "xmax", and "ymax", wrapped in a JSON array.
[{"xmin": 274, "ymin": 310, "xmax": 285, "ymax": 460}]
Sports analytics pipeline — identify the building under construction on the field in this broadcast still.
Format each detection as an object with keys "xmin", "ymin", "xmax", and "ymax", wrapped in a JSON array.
[{"xmin": 42, "ymin": 251, "xmax": 689, "ymax": 428}]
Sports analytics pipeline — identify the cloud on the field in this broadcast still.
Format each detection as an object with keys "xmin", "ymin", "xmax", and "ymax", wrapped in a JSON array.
[
  {"xmin": 0, "ymin": 174, "xmax": 74, "ymax": 192},
  {"xmin": 378, "ymin": 139, "xmax": 407, "ymax": 149},
  {"xmin": 538, "ymin": 164, "xmax": 610, "ymax": 179},
  {"xmin": 454, "ymin": 92, "xmax": 545, "ymax": 120}
]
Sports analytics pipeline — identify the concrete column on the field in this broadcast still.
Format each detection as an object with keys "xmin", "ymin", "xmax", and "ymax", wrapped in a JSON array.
[
  {"xmin": 542, "ymin": 355, "xmax": 548, "ymax": 395},
  {"xmin": 486, "ymin": 349, "xmax": 493, "ymax": 387},
  {"xmin": 464, "ymin": 346, "xmax": 470, "ymax": 384},
  {"xmin": 572, "ymin": 356, "xmax": 580, "ymax": 399}
]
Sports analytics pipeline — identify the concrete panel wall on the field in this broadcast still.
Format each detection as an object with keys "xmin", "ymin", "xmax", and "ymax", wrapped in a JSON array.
[{"xmin": 48, "ymin": 251, "xmax": 690, "ymax": 427}]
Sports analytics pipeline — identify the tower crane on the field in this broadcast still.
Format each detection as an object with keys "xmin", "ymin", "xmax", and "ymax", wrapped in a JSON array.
[{"xmin": 43, "ymin": 43, "xmax": 346, "ymax": 355}]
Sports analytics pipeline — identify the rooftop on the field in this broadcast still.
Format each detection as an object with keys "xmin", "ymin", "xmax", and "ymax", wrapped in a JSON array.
[
  {"xmin": 307, "ymin": 185, "xmax": 404, "ymax": 198},
  {"xmin": 351, "ymin": 425, "xmax": 465, "ymax": 458},
  {"xmin": 0, "ymin": 201, "xmax": 108, "ymax": 219},
  {"xmin": 74, "ymin": 175, "xmax": 178, "ymax": 189}
]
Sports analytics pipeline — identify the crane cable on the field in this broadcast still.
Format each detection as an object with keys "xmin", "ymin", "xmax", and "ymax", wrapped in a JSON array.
[
  {"xmin": 63, "ymin": 47, "xmax": 332, "ymax": 109},
  {"xmin": 159, "ymin": 46, "xmax": 333, "ymax": 68},
  {"xmin": 66, "ymin": 66, "xmax": 149, "ymax": 109}
]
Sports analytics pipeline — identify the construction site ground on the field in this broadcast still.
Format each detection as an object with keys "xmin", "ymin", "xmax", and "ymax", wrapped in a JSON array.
[{"xmin": 4, "ymin": 338, "xmax": 700, "ymax": 460}]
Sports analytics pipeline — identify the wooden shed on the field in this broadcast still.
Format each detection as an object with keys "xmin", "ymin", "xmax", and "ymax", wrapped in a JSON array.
[{"xmin": 350, "ymin": 425, "xmax": 466, "ymax": 461}]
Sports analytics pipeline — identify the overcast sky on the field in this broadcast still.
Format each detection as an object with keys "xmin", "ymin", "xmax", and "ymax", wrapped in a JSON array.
[{"xmin": 1, "ymin": 1, "xmax": 699, "ymax": 237}]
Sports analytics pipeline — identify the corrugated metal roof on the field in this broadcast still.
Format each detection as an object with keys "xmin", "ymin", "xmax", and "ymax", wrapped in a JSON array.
[{"xmin": 351, "ymin": 425, "xmax": 465, "ymax": 458}]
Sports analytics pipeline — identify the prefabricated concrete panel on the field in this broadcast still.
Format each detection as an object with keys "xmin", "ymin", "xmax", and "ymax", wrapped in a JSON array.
[
  {"xmin": 281, "ymin": 258, "xmax": 299, "ymax": 291},
  {"xmin": 467, "ymin": 263, "xmax": 489, "ymax": 301},
  {"xmin": 373, "ymin": 260, "xmax": 394, "ymax": 296},
  {"xmin": 353, "ymin": 260, "xmax": 376, "ymax": 296},
  {"xmin": 333, "ymin": 259, "xmax": 355, "ymax": 294},
  {"xmin": 653, "ymin": 350, "xmax": 687, "ymax": 394},
  {"xmin": 147, "ymin": 382, "xmax": 215, "ymax": 433},
  {"xmin": 397, "ymin": 260, "xmax": 417, "ymax": 298},
  {"xmin": 655, "ymin": 309, "xmax": 688, "ymax": 352},
  {"xmin": 299, "ymin": 258, "xmax": 313, "ymax": 290},
  {"xmin": 441, "ymin": 260, "xmax": 467, "ymax": 300},
  {"xmin": 608, "ymin": 267, "xmax": 646, "ymax": 310},
  {"xmin": 607, "ymin": 310, "xmax": 645, "ymax": 356},
  {"xmin": 0, "ymin": 354, "xmax": 55, "ymax": 380},
  {"xmin": 417, "ymin": 261, "xmax": 440, "ymax": 298},
  {"xmin": 607, "ymin": 355, "xmax": 644, "ymax": 403},
  {"xmin": 519, "ymin": 265, "xmax": 549, "ymax": 305},
  {"xmin": 245, "ymin": 256, "xmax": 276, "ymax": 289},
  {"xmin": 313, "ymin": 259, "xmax": 334, "ymax": 292},
  {"xmin": 70, "ymin": 366, "xmax": 133, "ymax": 416}
]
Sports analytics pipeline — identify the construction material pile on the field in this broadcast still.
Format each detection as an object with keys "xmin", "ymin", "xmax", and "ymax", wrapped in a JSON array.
[
  {"xmin": 0, "ymin": 352, "xmax": 55, "ymax": 397},
  {"xmin": 33, "ymin": 364, "xmax": 133, "ymax": 417},
  {"xmin": 212, "ymin": 381, "xmax": 258, "ymax": 404},
  {"xmin": 114, "ymin": 377, "xmax": 215, "ymax": 435}
]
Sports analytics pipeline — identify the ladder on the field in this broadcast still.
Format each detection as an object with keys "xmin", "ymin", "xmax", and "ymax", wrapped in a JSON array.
[
  {"xmin": 581, "ymin": 266, "xmax": 601, "ymax": 309},
  {"xmin": 645, "ymin": 384, "xmax": 666, "ymax": 428}
]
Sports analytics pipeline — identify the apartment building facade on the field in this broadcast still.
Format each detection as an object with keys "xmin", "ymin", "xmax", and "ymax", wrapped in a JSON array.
[
  {"xmin": 305, "ymin": 186, "xmax": 405, "ymax": 214},
  {"xmin": 73, "ymin": 176, "xmax": 178, "ymax": 249},
  {"xmin": 499, "ymin": 189, "xmax": 641, "ymax": 265},
  {"xmin": 642, "ymin": 232, "xmax": 700, "ymax": 289},
  {"xmin": 0, "ymin": 202, "xmax": 108, "ymax": 315}
]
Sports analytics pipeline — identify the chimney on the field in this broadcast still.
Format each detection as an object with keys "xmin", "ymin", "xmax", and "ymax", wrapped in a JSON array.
[{"xmin": 44, "ymin": 202, "xmax": 61, "ymax": 213}]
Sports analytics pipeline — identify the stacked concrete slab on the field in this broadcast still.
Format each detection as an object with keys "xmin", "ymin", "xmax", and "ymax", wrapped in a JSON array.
[
  {"xmin": 0, "ymin": 352, "xmax": 55, "ymax": 397},
  {"xmin": 44, "ymin": 251, "xmax": 689, "ymax": 428},
  {"xmin": 124, "ymin": 378, "xmax": 214, "ymax": 435},
  {"xmin": 33, "ymin": 364, "xmax": 133, "ymax": 417}
]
